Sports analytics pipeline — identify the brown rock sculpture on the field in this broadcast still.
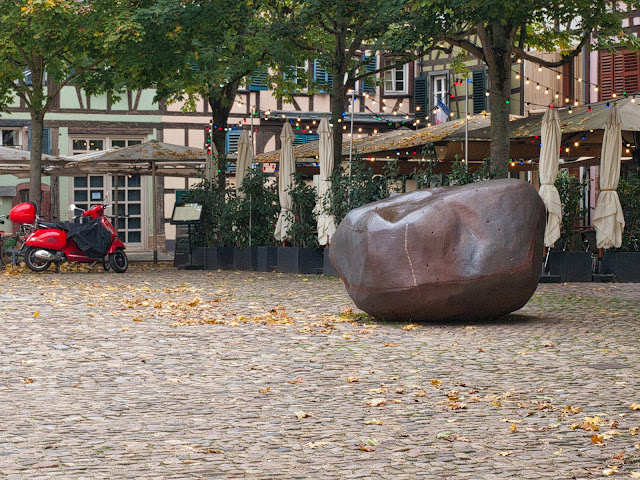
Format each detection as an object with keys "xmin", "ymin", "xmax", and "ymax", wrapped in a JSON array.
[{"xmin": 329, "ymin": 179, "xmax": 545, "ymax": 321}]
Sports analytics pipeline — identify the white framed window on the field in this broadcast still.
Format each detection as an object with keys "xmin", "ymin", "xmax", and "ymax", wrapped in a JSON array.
[
  {"xmin": 285, "ymin": 62, "xmax": 308, "ymax": 93},
  {"xmin": 69, "ymin": 136, "xmax": 147, "ymax": 249},
  {"xmin": 71, "ymin": 137, "xmax": 144, "ymax": 154},
  {"xmin": 1, "ymin": 129, "xmax": 21, "ymax": 147},
  {"xmin": 384, "ymin": 62, "xmax": 409, "ymax": 94},
  {"xmin": 432, "ymin": 74, "xmax": 448, "ymax": 105}
]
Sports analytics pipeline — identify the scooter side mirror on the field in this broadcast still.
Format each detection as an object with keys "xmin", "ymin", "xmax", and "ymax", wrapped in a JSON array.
[{"xmin": 68, "ymin": 204, "xmax": 77, "ymax": 212}]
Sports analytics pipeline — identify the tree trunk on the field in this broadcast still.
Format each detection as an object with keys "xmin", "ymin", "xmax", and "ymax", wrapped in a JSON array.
[
  {"xmin": 209, "ymin": 80, "xmax": 241, "ymax": 191},
  {"xmin": 29, "ymin": 58, "xmax": 47, "ymax": 211},
  {"xmin": 50, "ymin": 176, "xmax": 59, "ymax": 221},
  {"xmin": 29, "ymin": 113, "xmax": 44, "ymax": 210},
  {"xmin": 482, "ymin": 24, "xmax": 515, "ymax": 179}
]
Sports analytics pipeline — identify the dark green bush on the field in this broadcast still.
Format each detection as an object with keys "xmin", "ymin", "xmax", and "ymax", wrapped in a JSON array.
[
  {"xmin": 618, "ymin": 175, "xmax": 640, "ymax": 251},
  {"xmin": 234, "ymin": 169, "xmax": 279, "ymax": 247},
  {"xmin": 285, "ymin": 172, "xmax": 319, "ymax": 248},
  {"xmin": 555, "ymin": 170, "xmax": 587, "ymax": 251}
]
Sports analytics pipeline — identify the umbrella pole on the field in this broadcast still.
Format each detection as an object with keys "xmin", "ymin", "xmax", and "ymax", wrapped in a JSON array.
[{"xmin": 152, "ymin": 161, "xmax": 158, "ymax": 264}]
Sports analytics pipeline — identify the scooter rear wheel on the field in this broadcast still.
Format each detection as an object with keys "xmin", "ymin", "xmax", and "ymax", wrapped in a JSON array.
[
  {"xmin": 109, "ymin": 250, "xmax": 128, "ymax": 273},
  {"xmin": 24, "ymin": 246, "xmax": 52, "ymax": 272}
]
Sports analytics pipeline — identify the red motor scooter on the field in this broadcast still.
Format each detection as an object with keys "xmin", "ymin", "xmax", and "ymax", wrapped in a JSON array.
[{"xmin": 17, "ymin": 201, "xmax": 128, "ymax": 273}]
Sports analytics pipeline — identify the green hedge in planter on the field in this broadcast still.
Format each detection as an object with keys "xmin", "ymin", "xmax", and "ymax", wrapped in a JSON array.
[
  {"xmin": 555, "ymin": 170, "xmax": 588, "ymax": 251},
  {"xmin": 285, "ymin": 172, "xmax": 319, "ymax": 248},
  {"xmin": 234, "ymin": 169, "xmax": 279, "ymax": 247},
  {"xmin": 184, "ymin": 181, "xmax": 235, "ymax": 247},
  {"xmin": 618, "ymin": 176, "xmax": 640, "ymax": 251}
]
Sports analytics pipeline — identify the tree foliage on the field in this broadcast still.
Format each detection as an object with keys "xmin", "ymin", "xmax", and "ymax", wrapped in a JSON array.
[
  {"xmin": 410, "ymin": 0, "xmax": 640, "ymax": 178},
  {"xmin": 270, "ymin": 0, "xmax": 424, "ymax": 171},
  {"xmin": 119, "ymin": 0, "xmax": 286, "ymax": 190},
  {"xmin": 0, "ymin": 0, "xmax": 142, "ymax": 207}
]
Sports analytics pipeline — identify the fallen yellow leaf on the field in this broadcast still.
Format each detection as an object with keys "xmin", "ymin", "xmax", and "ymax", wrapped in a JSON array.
[
  {"xmin": 365, "ymin": 419, "xmax": 383, "ymax": 425},
  {"xmin": 258, "ymin": 386, "xmax": 271, "ymax": 394},
  {"xmin": 591, "ymin": 434, "xmax": 604, "ymax": 444},
  {"xmin": 510, "ymin": 424, "xmax": 517, "ymax": 433},
  {"xmin": 631, "ymin": 403, "xmax": 640, "ymax": 411},
  {"xmin": 369, "ymin": 388, "xmax": 388, "ymax": 394},
  {"xmin": 431, "ymin": 379, "xmax": 442, "ymax": 386},
  {"xmin": 294, "ymin": 411, "xmax": 310, "ymax": 419},
  {"xmin": 33, "ymin": 311, "xmax": 39, "ymax": 318},
  {"xmin": 305, "ymin": 441, "xmax": 327, "ymax": 448},
  {"xmin": 368, "ymin": 398, "xmax": 386, "ymax": 407},
  {"xmin": 629, "ymin": 472, "xmax": 640, "ymax": 478},
  {"xmin": 347, "ymin": 376, "xmax": 359, "ymax": 383}
]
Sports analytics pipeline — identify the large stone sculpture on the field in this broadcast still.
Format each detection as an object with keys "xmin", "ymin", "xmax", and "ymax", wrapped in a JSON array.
[{"xmin": 329, "ymin": 179, "xmax": 545, "ymax": 321}]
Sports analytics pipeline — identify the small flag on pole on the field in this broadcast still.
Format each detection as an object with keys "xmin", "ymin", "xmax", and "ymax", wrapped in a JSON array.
[{"xmin": 435, "ymin": 97, "xmax": 451, "ymax": 124}]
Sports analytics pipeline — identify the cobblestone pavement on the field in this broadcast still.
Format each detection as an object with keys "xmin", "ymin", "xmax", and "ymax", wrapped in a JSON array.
[{"xmin": 1, "ymin": 263, "xmax": 640, "ymax": 479}]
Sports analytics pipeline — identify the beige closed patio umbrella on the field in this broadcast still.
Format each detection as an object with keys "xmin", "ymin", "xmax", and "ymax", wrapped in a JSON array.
[
  {"xmin": 235, "ymin": 130, "xmax": 252, "ymax": 198},
  {"xmin": 594, "ymin": 105, "xmax": 625, "ymax": 249},
  {"xmin": 274, "ymin": 123, "xmax": 295, "ymax": 242},
  {"xmin": 316, "ymin": 117, "xmax": 337, "ymax": 246},
  {"xmin": 538, "ymin": 108, "xmax": 562, "ymax": 247}
]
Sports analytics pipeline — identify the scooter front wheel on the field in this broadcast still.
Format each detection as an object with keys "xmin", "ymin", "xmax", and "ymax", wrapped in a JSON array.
[
  {"xmin": 24, "ymin": 246, "xmax": 52, "ymax": 272},
  {"xmin": 109, "ymin": 250, "xmax": 128, "ymax": 273}
]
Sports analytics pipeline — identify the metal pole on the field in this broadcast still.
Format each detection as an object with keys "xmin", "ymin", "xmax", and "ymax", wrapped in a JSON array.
[
  {"xmin": 465, "ymin": 78, "xmax": 470, "ymax": 171},
  {"xmin": 249, "ymin": 105, "xmax": 255, "ymax": 247},
  {"xmin": 250, "ymin": 105, "xmax": 255, "ymax": 157},
  {"xmin": 152, "ymin": 162, "xmax": 158, "ymax": 264},
  {"xmin": 348, "ymin": 90, "xmax": 355, "ymax": 205},
  {"xmin": 207, "ymin": 115, "xmax": 214, "ymax": 190},
  {"xmin": 113, "ymin": 175, "xmax": 119, "ymax": 234}
]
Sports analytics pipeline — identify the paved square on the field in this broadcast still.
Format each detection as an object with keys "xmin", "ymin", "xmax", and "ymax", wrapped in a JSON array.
[{"xmin": 1, "ymin": 264, "xmax": 639, "ymax": 479}]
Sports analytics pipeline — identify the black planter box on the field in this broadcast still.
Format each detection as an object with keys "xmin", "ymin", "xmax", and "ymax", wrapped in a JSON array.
[
  {"xmin": 205, "ymin": 246, "xmax": 234, "ymax": 270},
  {"xmin": 277, "ymin": 247, "xmax": 324, "ymax": 274},
  {"xmin": 323, "ymin": 248, "xmax": 340, "ymax": 277},
  {"xmin": 256, "ymin": 246, "xmax": 278, "ymax": 272},
  {"xmin": 548, "ymin": 251, "xmax": 594, "ymax": 282},
  {"xmin": 174, "ymin": 251, "xmax": 189, "ymax": 268},
  {"xmin": 191, "ymin": 247, "xmax": 207, "ymax": 266},
  {"xmin": 233, "ymin": 247, "xmax": 258, "ymax": 271},
  {"xmin": 600, "ymin": 251, "xmax": 640, "ymax": 282}
]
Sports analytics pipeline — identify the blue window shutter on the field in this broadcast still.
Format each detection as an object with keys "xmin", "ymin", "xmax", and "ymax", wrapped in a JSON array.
[
  {"xmin": 314, "ymin": 60, "xmax": 332, "ymax": 93},
  {"xmin": 414, "ymin": 77, "xmax": 428, "ymax": 121},
  {"xmin": 42, "ymin": 127, "xmax": 50, "ymax": 154},
  {"xmin": 249, "ymin": 66, "xmax": 268, "ymax": 91},
  {"xmin": 294, "ymin": 134, "xmax": 319, "ymax": 145},
  {"xmin": 28, "ymin": 127, "xmax": 51, "ymax": 154},
  {"xmin": 472, "ymin": 70, "xmax": 487, "ymax": 114},
  {"xmin": 362, "ymin": 57, "xmax": 377, "ymax": 94},
  {"xmin": 225, "ymin": 130, "xmax": 241, "ymax": 154}
]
